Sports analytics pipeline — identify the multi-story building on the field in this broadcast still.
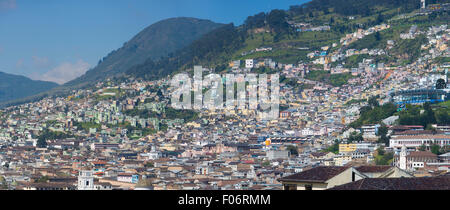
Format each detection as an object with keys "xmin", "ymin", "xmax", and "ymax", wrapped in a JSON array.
[{"xmin": 390, "ymin": 134, "xmax": 450, "ymax": 151}]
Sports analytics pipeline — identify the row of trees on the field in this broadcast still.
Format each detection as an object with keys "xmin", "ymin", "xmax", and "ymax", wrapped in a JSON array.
[
  {"xmin": 36, "ymin": 129, "xmax": 74, "ymax": 148},
  {"xmin": 419, "ymin": 144, "xmax": 449, "ymax": 155},
  {"xmin": 398, "ymin": 102, "xmax": 450, "ymax": 128},
  {"xmin": 289, "ymin": 0, "xmax": 427, "ymax": 17},
  {"xmin": 349, "ymin": 97, "xmax": 397, "ymax": 128}
]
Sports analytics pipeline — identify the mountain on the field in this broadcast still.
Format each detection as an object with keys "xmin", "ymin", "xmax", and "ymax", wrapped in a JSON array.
[
  {"xmin": 64, "ymin": 17, "xmax": 223, "ymax": 88},
  {"xmin": 126, "ymin": 23, "xmax": 246, "ymax": 80},
  {"xmin": 3, "ymin": 0, "xmax": 449, "ymax": 107},
  {"xmin": 0, "ymin": 72, "xmax": 59, "ymax": 103}
]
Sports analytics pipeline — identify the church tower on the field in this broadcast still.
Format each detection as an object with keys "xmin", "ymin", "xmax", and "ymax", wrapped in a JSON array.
[
  {"xmin": 421, "ymin": 0, "xmax": 426, "ymax": 9},
  {"xmin": 399, "ymin": 145, "xmax": 407, "ymax": 170},
  {"xmin": 78, "ymin": 170, "xmax": 95, "ymax": 190}
]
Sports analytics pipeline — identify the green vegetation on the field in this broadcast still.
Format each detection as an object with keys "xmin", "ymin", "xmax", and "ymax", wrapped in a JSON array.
[
  {"xmin": 286, "ymin": 145, "xmax": 299, "ymax": 156},
  {"xmin": 92, "ymin": 88, "xmax": 127, "ymax": 102},
  {"xmin": 374, "ymin": 147, "xmax": 393, "ymax": 165},
  {"xmin": 165, "ymin": 107, "xmax": 199, "ymax": 122},
  {"xmin": 398, "ymin": 102, "xmax": 450, "ymax": 128},
  {"xmin": 341, "ymin": 55, "xmax": 370, "ymax": 68},
  {"xmin": 34, "ymin": 176, "xmax": 50, "ymax": 183},
  {"xmin": 390, "ymin": 34, "xmax": 428, "ymax": 64},
  {"xmin": 37, "ymin": 129, "xmax": 74, "ymax": 148},
  {"xmin": 305, "ymin": 70, "xmax": 330, "ymax": 81},
  {"xmin": 436, "ymin": 79, "xmax": 447, "ymax": 89},
  {"xmin": 0, "ymin": 176, "xmax": 7, "ymax": 190},
  {"xmin": 145, "ymin": 162, "xmax": 154, "ymax": 168},
  {"xmin": 377, "ymin": 124, "xmax": 390, "ymax": 146},
  {"xmin": 329, "ymin": 73, "xmax": 355, "ymax": 87},
  {"xmin": 290, "ymin": 0, "xmax": 423, "ymax": 17},
  {"xmin": 350, "ymin": 100, "xmax": 397, "ymax": 128},
  {"xmin": 262, "ymin": 161, "xmax": 271, "ymax": 167},
  {"xmin": 306, "ymin": 70, "xmax": 355, "ymax": 87},
  {"xmin": 141, "ymin": 128, "xmax": 157, "ymax": 136},
  {"xmin": 124, "ymin": 107, "xmax": 199, "ymax": 123},
  {"xmin": 323, "ymin": 140, "xmax": 340, "ymax": 154},
  {"xmin": 5, "ymin": 0, "xmax": 450, "ymax": 108},
  {"xmin": 430, "ymin": 144, "xmax": 450, "ymax": 155},
  {"xmin": 433, "ymin": 56, "xmax": 450, "ymax": 64},
  {"xmin": 345, "ymin": 99, "xmax": 366, "ymax": 106},
  {"xmin": 0, "ymin": 72, "xmax": 58, "ymax": 103},
  {"xmin": 347, "ymin": 132, "xmax": 363, "ymax": 143},
  {"xmin": 123, "ymin": 109, "xmax": 160, "ymax": 119},
  {"xmin": 73, "ymin": 121, "xmax": 102, "ymax": 132}
]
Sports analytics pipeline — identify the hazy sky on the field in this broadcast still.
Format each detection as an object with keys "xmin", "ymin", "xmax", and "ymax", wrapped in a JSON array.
[{"xmin": 0, "ymin": 0, "xmax": 308, "ymax": 84}]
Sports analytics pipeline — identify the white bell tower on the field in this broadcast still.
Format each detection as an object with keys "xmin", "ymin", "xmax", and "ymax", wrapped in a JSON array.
[
  {"xmin": 78, "ymin": 170, "xmax": 95, "ymax": 190},
  {"xmin": 399, "ymin": 145, "xmax": 407, "ymax": 170},
  {"xmin": 421, "ymin": 0, "xmax": 426, "ymax": 9}
]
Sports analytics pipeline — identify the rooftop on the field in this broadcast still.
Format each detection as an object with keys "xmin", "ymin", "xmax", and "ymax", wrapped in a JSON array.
[
  {"xmin": 328, "ymin": 177, "xmax": 450, "ymax": 190},
  {"xmin": 279, "ymin": 166, "xmax": 349, "ymax": 183}
]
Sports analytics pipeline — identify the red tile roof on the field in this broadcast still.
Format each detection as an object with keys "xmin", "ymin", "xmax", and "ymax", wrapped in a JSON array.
[
  {"xmin": 328, "ymin": 177, "xmax": 450, "ymax": 190},
  {"xmin": 279, "ymin": 166, "xmax": 350, "ymax": 183},
  {"xmin": 355, "ymin": 166, "xmax": 392, "ymax": 173}
]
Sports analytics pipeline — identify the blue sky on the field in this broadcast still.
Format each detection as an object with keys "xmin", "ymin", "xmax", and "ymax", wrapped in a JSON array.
[{"xmin": 0, "ymin": 0, "xmax": 308, "ymax": 84}]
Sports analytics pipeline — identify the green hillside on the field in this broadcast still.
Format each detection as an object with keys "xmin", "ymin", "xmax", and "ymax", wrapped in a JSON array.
[{"xmin": 125, "ymin": 0, "xmax": 449, "ymax": 81}]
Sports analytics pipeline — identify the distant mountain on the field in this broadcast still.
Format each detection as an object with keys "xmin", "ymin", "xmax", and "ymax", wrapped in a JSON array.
[
  {"xmin": 0, "ymin": 72, "xmax": 59, "ymax": 103},
  {"xmin": 64, "ymin": 17, "xmax": 223, "ymax": 88}
]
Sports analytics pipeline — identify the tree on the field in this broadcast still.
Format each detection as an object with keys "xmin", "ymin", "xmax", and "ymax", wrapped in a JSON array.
[
  {"xmin": 423, "ymin": 102, "xmax": 436, "ymax": 127},
  {"xmin": 377, "ymin": 147, "xmax": 385, "ymax": 156},
  {"xmin": 419, "ymin": 144, "xmax": 427, "ymax": 151},
  {"xmin": 37, "ymin": 136, "xmax": 47, "ymax": 148},
  {"xmin": 244, "ymin": 12, "xmax": 266, "ymax": 29},
  {"xmin": 436, "ymin": 78, "xmax": 446, "ymax": 89},
  {"xmin": 377, "ymin": 124, "xmax": 390, "ymax": 146},
  {"xmin": 368, "ymin": 96, "xmax": 379, "ymax": 107},
  {"xmin": 376, "ymin": 14, "xmax": 384, "ymax": 24},
  {"xmin": 35, "ymin": 176, "xmax": 49, "ymax": 183},
  {"xmin": 323, "ymin": 140, "xmax": 340, "ymax": 154},
  {"xmin": 348, "ymin": 132, "xmax": 363, "ymax": 143},
  {"xmin": 375, "ymin": 31, "xmax": 381, "ymax": 41},
  {"xmin": 374, "ymin": 146, "xmax": 393, "ymax": 165},
  {"xmin": 286, "ymin": 145, "xmax": 299, "ymax": 156},
  {"xmin": 145, "ymin": 162, "xmax": 154, "ymax": 168},
  {"xmin": 0, "ymin": 176, "xmax": 7, "ymax": 190},
  {"xmin": 157, "ymin": 89, "xmax": 163, "ymax": 97},
  {"xmin": 431, "ymin": 144, "xmax": 441, "ymax": 155},
  {"xmin": 267, "ymin": 9, "xmax": 289, "ymax": 34}
]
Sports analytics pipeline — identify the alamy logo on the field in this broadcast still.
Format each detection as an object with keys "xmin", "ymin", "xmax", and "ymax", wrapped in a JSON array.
[{"xmin": 170, "ymin": 66, "xmax": 280, "ymax": 120}]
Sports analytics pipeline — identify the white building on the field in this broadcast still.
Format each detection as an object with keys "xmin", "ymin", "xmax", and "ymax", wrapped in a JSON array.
[
  {"xmin": 139, "ymin": 146, "xmax": 161, "ymax": 160},
  {"xmin": 395, "ymin": 145, "xmax": 439, "ymax": 172},
  {"xmin": 245, "ymin": 59, "xmax": 254, "ymax": 69},
  {"xmin": 77, "ymin": 170, "xmax": 94, "ymax": 190},
  {"xmin": 301, "ymin": 128, "xmax": 314, "ymax": 136},
  {"xmin": 267, "ymin": 150, "xmax": 290, "ymax": 160},
  {"xmin": 361, "ymin": 124, "xmax": 379, "ymax": 139},
  {"xmin": 389, "ymin": 134, "xmax": 450, "ymax": 150}
]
